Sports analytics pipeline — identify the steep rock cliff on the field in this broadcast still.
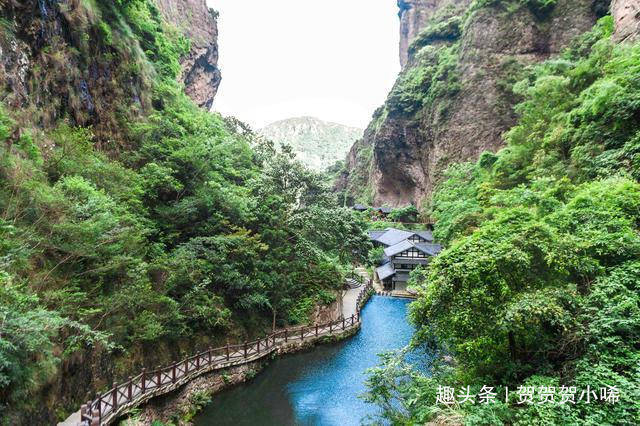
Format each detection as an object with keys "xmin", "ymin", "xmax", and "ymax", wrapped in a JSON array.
[
  {"xmin": 0, "ymin": 0, "xmax": 220, "ymax": 142},
  {"xmin": 156, "ymin": 0, "xmax": 221, "ymax": 109},
  {"xmin": 612, "ymin": 0, "xmax": 640, "ymax": 42},
  {"xmin": 338, "ymin": 0, "xmax": 607, "ymax": 208},
  {"xmin": 398, "ymin": 0, "xmax": 471, "ymax": 68}
]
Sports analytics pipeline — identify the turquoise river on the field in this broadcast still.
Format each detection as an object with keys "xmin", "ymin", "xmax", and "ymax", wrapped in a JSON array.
[{"xmin": 193, "ymin": 295, "xmax": 417, "ymax": 425}]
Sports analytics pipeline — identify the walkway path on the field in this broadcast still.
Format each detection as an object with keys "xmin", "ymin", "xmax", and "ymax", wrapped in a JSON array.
[
  {"xmin": 66, "ymin": 280, "xmax": 373, "ymax": 426},
  {"xmin": 342, "ymin": 286, "xmax": 359, "ymax": 318},
  {"xmin": 343, "ymin": 267, "xmax": 372, "ymax": 317},
  {"xmin": 58, "ymin": 411, "xmax": 80, "ymax": 426}
]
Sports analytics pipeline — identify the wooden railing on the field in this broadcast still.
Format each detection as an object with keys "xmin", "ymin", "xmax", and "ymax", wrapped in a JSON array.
[{"xmin": 78, "ymin": 280, "xmax": 373, "ymax": 426}]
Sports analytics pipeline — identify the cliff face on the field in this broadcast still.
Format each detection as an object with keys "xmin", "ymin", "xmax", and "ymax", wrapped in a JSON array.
[
  {"xmin": 398, "ymin": 0, "xmax": 470, "ymax": 68},
  {"xmin": 156, "ymin": 0, "xmax": 221, "ymax": 109},
  {"xmin": 612, "ymin": 0, "xmax": 640, "ymax": 42},
  {"xmin": 337, "ymin": 0, "xmax": 607, "ymax": 208},
  {"xmin": 0, "ymin": 0, "xmax": 220, "ymax": 140}
]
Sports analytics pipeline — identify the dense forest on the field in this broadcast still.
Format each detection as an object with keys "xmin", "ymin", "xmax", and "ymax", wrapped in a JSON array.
[
  {"xmin": 0, "ymin": 0, "xmax": 369, "ymax": 422},
  {"xmin": 365, "ymin": 13, "xmax": 640, "ymax": 425}
]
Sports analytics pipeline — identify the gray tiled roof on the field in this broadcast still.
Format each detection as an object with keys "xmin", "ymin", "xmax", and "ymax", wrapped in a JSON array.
[
  {"xmin": 415, "ymin": 230, "xmax": 434, "ymax": 242},
  {"xmin": 376, "ymin": 262, "xmax": 396, "ymax": 280},
  {"xmin": 384, "ymin": 241, "xmax": 442, "ymax": 257},
  {"xmin": 367, "ymin": 230, "xmax": 387, "ymax": 240},
  {"xmin": 384, "ymin": 240, "xmax": 414, "ymax": 257},
  {"xmin": 415, "ymin": 243, "xmax": 442, "ymax": 256},
  {"xmin": 376, "ymin": 228, "xmax": 415, "ymax": 246}
]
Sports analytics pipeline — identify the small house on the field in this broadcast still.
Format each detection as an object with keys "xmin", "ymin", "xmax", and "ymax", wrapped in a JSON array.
[{"xmin": 369, "ymin": 228, "xmax": 441, "ymax": 292}]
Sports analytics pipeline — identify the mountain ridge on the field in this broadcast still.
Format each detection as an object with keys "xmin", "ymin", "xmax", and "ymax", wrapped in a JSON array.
[{"xmin": 260, "ymin": 116, "xmax": 362, "ymax": 171}]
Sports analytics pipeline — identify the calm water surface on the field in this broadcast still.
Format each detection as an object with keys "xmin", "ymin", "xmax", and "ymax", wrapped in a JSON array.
[{"xmin": 193, "ymin": 296, "xmax": 416, "ymax": 426}]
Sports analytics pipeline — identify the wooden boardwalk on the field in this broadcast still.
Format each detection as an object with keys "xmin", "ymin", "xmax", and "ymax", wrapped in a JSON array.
[{"xmin": 74, "ymin": 281, "xmax": 373, "ymax": 426}]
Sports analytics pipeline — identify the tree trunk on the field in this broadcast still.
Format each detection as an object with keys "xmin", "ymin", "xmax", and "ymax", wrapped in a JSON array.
[{"xmin": 272, "ymin": 309, "xmax": 277, "ymax": 332}]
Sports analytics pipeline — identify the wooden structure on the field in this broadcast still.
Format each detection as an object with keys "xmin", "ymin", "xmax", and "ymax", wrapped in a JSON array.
[
  {"xmin": 77, "ymin": 281, "xmax": 373, "ymax": 426},
  {"xmin": 369, "ymin": 228, "xmax": 442, "ymax": 291}
]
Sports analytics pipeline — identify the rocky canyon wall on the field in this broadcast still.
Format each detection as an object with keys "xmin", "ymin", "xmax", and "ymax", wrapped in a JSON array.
[
  {"xmin": 156, "ymin": 0, "xmax": 222, "ymax": 109},
  {"xmin": 612, "ymin": 0, "xmax": 640, "ymax": 42},
  {"xmin": 0, "ymin": 0, "xmax": 220, "ymax": 143},
  {"xmin": 337, "ymin": 0, "xmax": 610, "ymax": 208},
  {"xmin": 398, "ymin": 0, "xmax": 471, "ymax": 68}
]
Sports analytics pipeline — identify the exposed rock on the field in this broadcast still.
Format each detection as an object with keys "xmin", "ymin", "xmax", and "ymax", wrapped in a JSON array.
[
  {"xmin": 0, "ymin": 0, "xmax": 152, "ymax": 143},
  {"xmin": 398, "ymin": 0, "xmax": 471, "ymax": 68},
  {"xmin": 155, "ymin": 0, "xmax": 221, "ymax": 109},
  {"xmin": 0, "ymin": 36, "xmax": 31, "ymax": 109},
  {"xmin": 0, "ymin": 0, "xmax": 220, "ymax": 148},
  {"xmin": 612, "ymin": 0, "xmax": 640, "ymax": 42},
  {"xmin": 338, "ymin": 0, "xmax": 601, "ymax": 208},
  {"xmin": 313, "ymin": 294, "xmax": 343, "ymax": 324}
]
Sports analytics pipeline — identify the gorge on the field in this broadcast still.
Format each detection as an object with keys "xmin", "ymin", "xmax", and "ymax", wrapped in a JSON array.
[{"xmin": 1, "ymin": 0, "xmax": 639, "ymax": 425}]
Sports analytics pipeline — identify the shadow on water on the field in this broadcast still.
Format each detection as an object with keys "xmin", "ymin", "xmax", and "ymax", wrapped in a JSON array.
[{"xmin": 193, "ymin": 296, "xmax": 417, "ymax": 426}]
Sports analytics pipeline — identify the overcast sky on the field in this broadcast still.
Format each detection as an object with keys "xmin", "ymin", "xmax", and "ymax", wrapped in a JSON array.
[{"xmin": 206, "ymin": 0, "xmax": 400, "ymax": 130}]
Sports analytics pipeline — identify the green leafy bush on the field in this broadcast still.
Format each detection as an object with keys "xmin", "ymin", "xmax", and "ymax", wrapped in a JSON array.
[
  {"xmin": 389, "ymin": 205, "xmax": 419, "ymax": 222},
  {"xmin": 409, "ymin": 15, "xmax": 463, "ymax": 55}
]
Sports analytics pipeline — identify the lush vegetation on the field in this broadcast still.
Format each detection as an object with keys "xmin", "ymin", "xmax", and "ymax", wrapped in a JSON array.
[
  {"xmin": 0, "ymin": 0, "xmax": 369, "ymax": 420},
  {"xmin": 387, "ymin": 44, "xmax": 461, "ymax": 117},
  {"xmin": 365, "ymin": 16, "xmax": 640, "ymax": 425}
]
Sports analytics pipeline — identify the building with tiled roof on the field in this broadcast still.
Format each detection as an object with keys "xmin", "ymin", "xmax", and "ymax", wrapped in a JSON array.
[{"xmin": 370, "ymin": 228, "xmax": 441, "ymax": 292}]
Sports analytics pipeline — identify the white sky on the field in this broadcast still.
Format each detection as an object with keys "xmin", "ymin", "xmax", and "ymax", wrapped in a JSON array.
[{"xmin": 206, "ymin": 0, "xmax": 400, "ymax": 129}]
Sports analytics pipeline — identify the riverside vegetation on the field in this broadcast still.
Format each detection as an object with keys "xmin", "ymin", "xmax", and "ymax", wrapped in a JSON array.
[
  {"xmin": 364, "ymin": 13, "xmax": 640, "ymax": 426},
  {"xmin": 0, "ymin": 0, "xmax": 370, "ymax": 422}
]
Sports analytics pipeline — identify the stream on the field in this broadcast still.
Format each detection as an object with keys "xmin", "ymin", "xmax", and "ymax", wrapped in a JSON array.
[{"xmin": 193, "ymin": 296, "xmax": 418, "ymax": 426}]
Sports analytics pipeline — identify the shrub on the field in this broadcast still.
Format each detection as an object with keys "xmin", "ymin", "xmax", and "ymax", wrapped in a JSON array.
[
  {"xmin": 367, "ymin": 247, "xmax": 385, "ymax": 266},
  {"xmin": 408, "ymin": 15, "xmax": 463, "ymax": 55}
]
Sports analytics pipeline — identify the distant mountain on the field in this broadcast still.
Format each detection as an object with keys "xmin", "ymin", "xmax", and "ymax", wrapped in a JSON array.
[{"xmin": 259, "ymin": 117, "xmax": 363, "ymax": 171}]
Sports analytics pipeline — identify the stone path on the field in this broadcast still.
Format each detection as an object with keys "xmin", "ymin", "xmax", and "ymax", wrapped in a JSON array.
[
  {"xmin": 58, "ymin": 411, "xmax": 80, "ymax": 426},
  {"xmin": 342, "ymin": 286, "xmax": 360, "ymax": 318},
  {"xmin": 342, "ymin": 267, "xmax": 372, "ymax": 317}
]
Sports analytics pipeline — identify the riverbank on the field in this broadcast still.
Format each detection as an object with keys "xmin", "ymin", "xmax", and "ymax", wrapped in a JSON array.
[
  {"xmin": 192, "ymin": 296, "xmax": 417, "ymax": 426},
  {"xmin": 123, "ymin": 325, "xmax": 362, "ymax": 425},
  {"xmin": 72, "ymin": 282, "xmax": 374, "ymax": 426}
]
